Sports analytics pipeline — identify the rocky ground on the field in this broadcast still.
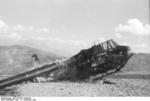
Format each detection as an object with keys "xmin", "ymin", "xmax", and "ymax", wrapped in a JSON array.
[{"xmin": 1, "ymin": 78, "xmax": 150, "ymax": 97}]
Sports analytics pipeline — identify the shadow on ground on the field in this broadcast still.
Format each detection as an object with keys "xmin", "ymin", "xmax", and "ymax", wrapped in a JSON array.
[{"xmin": 0, "ymin": 86, "xmax": 20, "ymax": 96}]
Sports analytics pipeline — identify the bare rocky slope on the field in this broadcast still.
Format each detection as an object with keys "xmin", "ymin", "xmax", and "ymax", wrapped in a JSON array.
[{"xmin": 0, "ymin": 45, "xmax": 62, "ymax": 75}]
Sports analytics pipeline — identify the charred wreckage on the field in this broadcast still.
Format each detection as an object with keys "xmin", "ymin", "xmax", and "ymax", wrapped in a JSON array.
[{"xmin": 0, "ymin": 39, "xmax": 133, "ymax": 89}]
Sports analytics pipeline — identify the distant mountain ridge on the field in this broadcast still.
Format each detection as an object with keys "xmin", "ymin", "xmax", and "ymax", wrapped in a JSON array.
[
  {"xmin": 122, "ymin": 53, "xmax": 150, "ymax": 72},
  {"xmin": 0, "ymin": 44, "xmax": 149, "ymax": 76},
  {"xmin": 0, "ymin": 45, "xmax": 62, "ymax": 75}
]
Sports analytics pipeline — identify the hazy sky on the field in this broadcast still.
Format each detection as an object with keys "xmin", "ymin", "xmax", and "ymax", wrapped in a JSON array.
[{"xmin": 0, "ymin": 0, "xmax": 149, "ymax": 56}]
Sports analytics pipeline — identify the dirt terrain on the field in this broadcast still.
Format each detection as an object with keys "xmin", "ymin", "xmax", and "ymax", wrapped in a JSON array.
[{"xmin": 0, "ymin": 76, "xmax": 150, "ymax": 97}]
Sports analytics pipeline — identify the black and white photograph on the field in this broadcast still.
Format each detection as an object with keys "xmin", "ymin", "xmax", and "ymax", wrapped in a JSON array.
[{"xmin": 0, "ymin": 0, "xmax": 149, "ymax": 98}]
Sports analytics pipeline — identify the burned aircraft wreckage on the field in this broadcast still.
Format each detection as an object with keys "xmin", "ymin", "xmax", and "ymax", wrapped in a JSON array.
[{"xmin": 0, "ymin": 39, "xmax": 133, "ymax": 89}]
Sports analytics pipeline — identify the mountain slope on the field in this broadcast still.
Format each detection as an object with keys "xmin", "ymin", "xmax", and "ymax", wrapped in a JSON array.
[
  {"xmin": 0, "ymin": 45, "xmax": 62, "ymax": 75},
  {"xmin": 0, "ymin": 44, "xmax": 149, "ymax": 77},
  {"xmin": 122, "ymin": 53, "xmax": 150, "ymax": 72}
]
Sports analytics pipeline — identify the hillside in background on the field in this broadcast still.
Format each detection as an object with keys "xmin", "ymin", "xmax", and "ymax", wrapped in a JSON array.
[
  {"xmin": 0, "ymin": 45, "xmax": 62, "ymax": 75},
  {"xmin": 122, "ymin": 53, "xmax": 150, "ymax": 73},
  {"xmin": 0, "ymin": 44, "xmax": 149, "ymax": 76}
]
